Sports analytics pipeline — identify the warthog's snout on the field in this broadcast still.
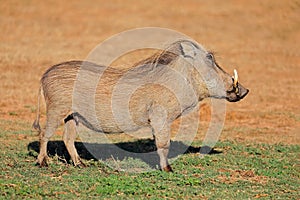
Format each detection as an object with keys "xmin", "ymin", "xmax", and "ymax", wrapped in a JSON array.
[
  {"xmin": 226, "ymin": 83, "xmax": 249, "ymax": 102},
  {"xmin": 226, "ymin": 69, "xmax": 249, "ymax": 102}
]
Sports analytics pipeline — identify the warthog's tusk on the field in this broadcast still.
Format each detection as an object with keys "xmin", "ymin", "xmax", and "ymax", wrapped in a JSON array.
[{"xmin": 233, "ymin": 69, "xmax": 238, "ymax": 87}]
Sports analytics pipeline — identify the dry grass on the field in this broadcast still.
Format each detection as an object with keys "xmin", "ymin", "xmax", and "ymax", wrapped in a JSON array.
[{"xmin": 0, "ymin": 0, "xmax": 299, "ymax": 144}]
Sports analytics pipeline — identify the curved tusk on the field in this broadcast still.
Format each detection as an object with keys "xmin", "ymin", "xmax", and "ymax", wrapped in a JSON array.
[{"xmin": 233, "ymin": 69, "xmax": 238, "ymax": 87}]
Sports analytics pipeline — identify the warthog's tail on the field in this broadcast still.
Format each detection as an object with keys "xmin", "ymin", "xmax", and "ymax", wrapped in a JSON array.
[{"xmin": 32, "ymin": 85, "xmax": 42, "ymax": 133}]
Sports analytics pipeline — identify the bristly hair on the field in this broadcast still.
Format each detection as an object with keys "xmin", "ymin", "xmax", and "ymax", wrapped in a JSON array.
[
  {"xmin": 133, "ymin": 49, "xmax": 178, "ymax": 68},
  {"xmin": 133, "ymin": 40, "xmax": 205, "ymax": 68}
]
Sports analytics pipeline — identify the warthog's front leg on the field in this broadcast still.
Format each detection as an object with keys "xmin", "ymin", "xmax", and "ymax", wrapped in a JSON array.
[
  {"xmin": 155, "ymin": 127, "xmax": 172, "ymax": 172},
  {"xmin": 149, "ymin": 105, "xmax": 173, "ymax": 172},
  {"xmin": 63, "ymin": 120, "xmax": 84, "ymax": 167}
]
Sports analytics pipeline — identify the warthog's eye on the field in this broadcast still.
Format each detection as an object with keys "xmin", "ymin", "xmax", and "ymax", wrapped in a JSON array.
[{"xmin": 206, "ymin": 52, "xmax": 215, "ymax": 62}]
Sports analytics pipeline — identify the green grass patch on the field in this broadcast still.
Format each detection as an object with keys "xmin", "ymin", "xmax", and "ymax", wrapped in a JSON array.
[{"xmin": 0, "ymin": 122, "xmax": 299, "ymax": 199}]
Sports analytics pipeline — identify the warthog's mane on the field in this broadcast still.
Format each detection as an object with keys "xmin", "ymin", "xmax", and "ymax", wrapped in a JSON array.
[
  {"xmin": 133, "ymin": 50, "xmax": 178, "ymax": 69},
  {"xmin": 133, "ymin": 39, "xmax": 199, "ymax": 69}
]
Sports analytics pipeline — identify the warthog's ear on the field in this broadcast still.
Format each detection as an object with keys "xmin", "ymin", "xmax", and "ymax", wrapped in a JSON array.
[{"xmin": 180, "ymin": 42, "xmax": 197, "ymax": 59}]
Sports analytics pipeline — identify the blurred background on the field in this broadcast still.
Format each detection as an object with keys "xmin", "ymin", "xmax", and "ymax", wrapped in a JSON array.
[{"xmin": 0, "ymin": 0, "xmax": 299, "ymax": 144}]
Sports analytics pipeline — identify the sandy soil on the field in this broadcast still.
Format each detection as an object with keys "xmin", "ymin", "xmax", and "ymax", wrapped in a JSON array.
[{"xmin": 0, "ymin": 0, "xmax": 299, "ymax": 144}]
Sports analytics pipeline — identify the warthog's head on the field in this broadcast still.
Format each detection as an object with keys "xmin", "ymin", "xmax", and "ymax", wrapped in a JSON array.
[{"xmin": 165, "ymin": 40, "xmax": 249, "ymax": 102}]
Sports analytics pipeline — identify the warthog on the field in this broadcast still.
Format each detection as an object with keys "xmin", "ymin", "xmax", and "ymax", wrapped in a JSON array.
[{"xmin": 33, "ymin": 40, "xmax": 248, "ymax": 171}]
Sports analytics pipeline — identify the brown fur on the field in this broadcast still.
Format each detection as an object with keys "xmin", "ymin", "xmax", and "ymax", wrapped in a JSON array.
[{"xmin": 33, "ymin": 40, "xmax": 248, "ymax": 171}]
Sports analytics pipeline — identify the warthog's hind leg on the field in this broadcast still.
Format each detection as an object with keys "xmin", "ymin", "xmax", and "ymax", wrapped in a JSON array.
[
  {"xmin": 37, "ymin": 112, "xmax": 61, "ymax": 167},
  {"xmin": 37, "ymin": 129, "xmax": 49, "ymax": 167},
  {"xmin": 63, "ymin": 119, "xmax": 85, "ymax": 167}
]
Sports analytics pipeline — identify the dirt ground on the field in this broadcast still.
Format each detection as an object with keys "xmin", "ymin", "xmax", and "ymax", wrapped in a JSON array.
[{"xmin": 0, "ymin": 0, "xmax": 299, "ymax": 144}]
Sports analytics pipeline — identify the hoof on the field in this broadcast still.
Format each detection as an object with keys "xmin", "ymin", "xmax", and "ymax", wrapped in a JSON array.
[
  {"xmin": 162, "ymin": 165, "xmax": 173, "ymax": 172},
  {"xmin": 36, "ymin": 157, "xmax": 48, "ymax": 167},
  {"xmin": 74, "ymin": 160, "xmax": 86, "ymax": 168}
]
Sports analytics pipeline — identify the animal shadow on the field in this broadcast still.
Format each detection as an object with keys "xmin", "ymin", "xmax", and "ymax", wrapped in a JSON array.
[{"xmin": 28, "ymin": 139, "xmax": 222, "ymax": 170}]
